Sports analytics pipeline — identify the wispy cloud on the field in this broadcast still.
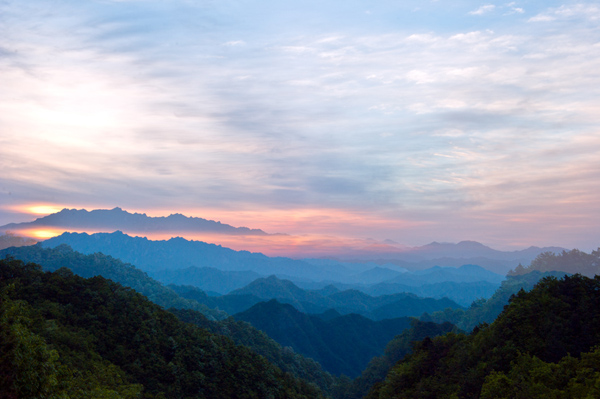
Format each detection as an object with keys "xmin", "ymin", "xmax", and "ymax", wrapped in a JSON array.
[
  {"xmin": 469, "ymin": 5, "xmax": 496, "ymax": 15},
  {"xmin": 529, "ymin": 3, "xmax": 600, "ymax": 22},
  {"xmin": 1, "ymin": 0, "xmax": 600, "ymax": 250}
]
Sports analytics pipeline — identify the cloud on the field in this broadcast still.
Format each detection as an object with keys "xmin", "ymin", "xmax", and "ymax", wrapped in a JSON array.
[
  {"xmin": 469, "ymin": 5, "xmax": 496, "ymax": 15},
  {"xmin": 223, "ymin": 40, "xmax": 246, "ymax": 46},
  {"xmin": 529, "ymin": 3, "xmax": 600, "ymax": 22},
  {"xmin": 1, "ymin": 0, "xmax": 600, "ymax": 250}
]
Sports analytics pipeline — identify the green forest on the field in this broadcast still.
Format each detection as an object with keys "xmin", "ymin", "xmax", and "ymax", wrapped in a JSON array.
[
  {"xmin": 2, "ymin": 247, "xmax": 600, "ymax": 398},
  {"xmin": 0, "ymin": 258, "xmax": 325, "ymax": 398}
]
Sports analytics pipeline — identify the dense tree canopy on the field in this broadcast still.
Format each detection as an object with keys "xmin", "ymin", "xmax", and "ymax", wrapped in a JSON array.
[
  {"xmin": 0, "ymin": 257, "xmax": 326, "ymax": 399},
  {"xmin": 369, "ymin": 274, "xmax": 600, "ymax": 399},
  {"xmin": 508, "ymin": 248, "xmax": 600, "ymax": 277}
]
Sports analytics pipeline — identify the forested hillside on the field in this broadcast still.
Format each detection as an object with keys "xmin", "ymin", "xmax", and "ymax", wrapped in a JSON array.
[
  {"xmin": 234, "ymin": 299, "xmax": 413, "ymax": 377},
  {"xmin": 342, "ymin": 319, "xmax": 456, "ymax": 399},
  {"xmin": 0, "ymin": 258, "xmax": 325, "ymax": 398},
  {"xmin": 369, "ymin": 274, "xmax": 600, "ymax": 398},
  {"xmin": 0, "ymin": 245, "xmax": 338, "ymax": 392},
  {"xmin": 421, "ymin": 270, "xmax": 568, "ymax": 331},
  {"xmin": 508, "ymin": 248, "xmax": 600, "ymax": 277},
  {"xmin": 0, "ymin": 244, "xmax": 227, "ymax": 320}
]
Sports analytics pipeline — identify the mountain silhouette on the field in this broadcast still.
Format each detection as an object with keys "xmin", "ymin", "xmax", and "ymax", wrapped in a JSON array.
[{"xmin": 0, "ymin": 207, "xmax": 269, "ymax": 235}]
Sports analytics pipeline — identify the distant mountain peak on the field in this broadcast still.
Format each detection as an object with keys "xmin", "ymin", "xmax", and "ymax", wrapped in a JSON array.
[{"xmin": 1, "ymin": 207, "xmax": 270, "ymax": 236}]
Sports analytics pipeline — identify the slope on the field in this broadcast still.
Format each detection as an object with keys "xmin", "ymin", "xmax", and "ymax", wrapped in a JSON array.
[
  {"xmin": 371, "ymin": 273, "xmax": 600, "ymax": 399},
  {"xmin": 0, "ymin": 243, "xmax": 226, "ymax": 320},
  {"xmin": 0, "ymin": 257, "xmax": 325, "ymax": 399},
  {"xmin": 234, "ymin": 299, "xmax": 413, "ymax": 377},
  {"xmin": 1, "ymin": 244, "xmax": 337, "ymax": 392}
]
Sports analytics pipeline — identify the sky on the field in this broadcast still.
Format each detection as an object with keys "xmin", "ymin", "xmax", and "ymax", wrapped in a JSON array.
[{"xmin": 1, "ymin": 0, "xmax": 600, "ymax": 252}]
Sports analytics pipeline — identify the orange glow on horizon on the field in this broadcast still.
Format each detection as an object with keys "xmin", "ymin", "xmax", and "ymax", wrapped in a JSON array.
[
  {"xmin": 136, "ymin": 206, "xmax": 426, "ymax": 239},
  {"xmin": 3, "ymin": 205, "xmax": 426, "ymax": 257},
  {"xmin": 8, "ymin": 204, "xmax": 68, "ymax": 216},
  {"xmin": 31, "ymin": 229, "xmax": 61, "ymax": 239},
  {"xmin": 8, "ymin": 225, "xmax": 412, "ymax": 258}
]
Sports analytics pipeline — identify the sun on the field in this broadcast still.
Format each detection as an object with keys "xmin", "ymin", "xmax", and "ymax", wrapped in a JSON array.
[
  {"xmin": 31, "ymin": 230, "xmax": 60, "ymax": 239},
  {"xmin": 27, "ymin": 205, "xmax": 65, "ymax": 215}
]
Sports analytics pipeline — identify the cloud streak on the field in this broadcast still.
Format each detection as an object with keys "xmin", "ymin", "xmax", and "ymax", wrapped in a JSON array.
[{"xmin": 1, "ymin": 0, "xmax": 599, "ymax": 251}]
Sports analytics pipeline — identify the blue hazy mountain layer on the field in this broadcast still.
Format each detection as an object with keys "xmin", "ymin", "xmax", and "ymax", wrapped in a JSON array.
[
  {"xmin": 41, "ymin": 232, "xmax": 506, "ymax": 307},
  {"xmin": 173, "ymin": 275, "xmax": 463, "ymax": 320},
  {"xmin": 152, "ymin": 266, "xmax": 263, "ymax": 294},
  {"xmin": 42, "ymin": 231, "xmax": 333, "ymax": 279}
]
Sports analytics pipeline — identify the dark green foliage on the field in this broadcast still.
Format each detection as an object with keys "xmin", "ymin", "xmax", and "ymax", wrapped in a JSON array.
[
  {"xmin": 343, "ymin": 319, "xmax": 456, "ymax": 399},
  {"xmin": 480, "ymin": 349, "xmax": 600, "ymax": 398},
  {"xmin": 372, "ymin": 274, "xmax": 600, "ymax": 399},
  {"xmin": 234, "ymin": 299, "xmax": 413, "ymax": 377},
  {"xmin": 2, "ymin": 245, "xmax": 343, "ymax": 392},
  {"xmin": 0, "ymin": 244, "xmax": 227, "ymax": 320},
  {"xmin": 171, "ymin": 308, "xmax": 337, "ymax": 394},
  {"xmin": 508, "ymin": 248, "xmax": 600, "ymax": 277},
  {"xmin": 0, "ymin": 257, "xmax": 326, "ymax": 399}
]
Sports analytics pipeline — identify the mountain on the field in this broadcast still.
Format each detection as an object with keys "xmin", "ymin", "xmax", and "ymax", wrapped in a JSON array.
[
  {"xmin": 152, "ymin": 266, "xmax": 263, "ymax": 294},
  {"xmin": 40, "ymin": 232, "xmax": 501, "ymax": 311},
  {"xmin": 344, "ymin": 319, "xmax": 456, "ymax": 399},
  {"xmin": 225, "ymin": 275, "xmax": 463, "ymax": 319},
  {"xmin": 2, "ymin": 207, "xmax": 565, "ymax": 275},
  {"xmin": 370, "ymin": 274, "xmax": 600, "ymax": 398},
  {"xmin": 234, "ymin": 299, "xmax": 413, "ymax": 377},
  {"xmin": 0, "ymin": 243, "xmax": 226, "ymax": 320},
  {"xmin": 387, "ymin": 264, "xmax": 504, "ymax": 285},
  {"xmin": 420, "ymin": 270, "xmax": 572, "ymax": 331},
  {"xmin": 169, "ymin": 284, "xmax": 266, "ymax": 315},
  {"xmin": 0, "ymin": 257, "xmax": 325, "ymax": 399},
  {"xmin": 341, "ymin": 240, "xmax": 566, "ymax": 263},
  {"xmin": 364, "ymin": 280, "xmax": 500, "ymax": 307},
  {"xmin": 41, "ymin": 231, "xmax": 329, "ymax": 279},
  {"xmin": 0, "ymin": 207, "xmax": 268, "ymax": 235},
  {"xmin": 321, "ymin": 241, "xmax": 567, "ymax": 274},
  {"xmin": 0, "ymin": 244, "xmax": 341, "ymax": 393}
]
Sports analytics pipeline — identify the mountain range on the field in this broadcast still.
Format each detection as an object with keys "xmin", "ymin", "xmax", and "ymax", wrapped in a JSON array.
[
  {"xmin": 0, "ymin": 207, "xmax": 269, "ymax": 235},
  {"xmin": 39, "ymin": 231, "xmax": 507, "ymax": 306},
  {"xmin": 170, "ymin": 275, "xmax": 462, "ymax": 319},
  {"xmin": 1, "ymin": 207, "xmax": 565, "ymax": 273}
]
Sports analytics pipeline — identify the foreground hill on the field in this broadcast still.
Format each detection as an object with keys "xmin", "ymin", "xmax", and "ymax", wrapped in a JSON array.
[
  {"xmin": 234, "ymin": 300, "xmax": 413, "ymax": 377},
  {"xmin": 343, "ymin": 319, "xmax": 456, "ymax": 399},
  {"xmin": 370, "ymin": 274, "xmax": 600, "ymax": 398},
  {"xmin": 0, "ymin": 243, "xmax": 226, "ymax": 320},
  {"xmin": 1, "ymin": 244, "xmax": 339, "ymax": 393},
  {"xmin": 0, "ymin": 258, "xmax": 325, "ymax": 399}
]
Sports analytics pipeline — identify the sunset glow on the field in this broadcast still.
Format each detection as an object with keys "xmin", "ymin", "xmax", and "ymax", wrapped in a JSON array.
[
  {"xmin": 1, "ymin": 0, "xmax": 599, "ymax": 252},
  {"xmin": 30, "ymin": 229, "xmax": 63, "ymax": 239},
  {"xmin": 27, "ymin": 205, "xmax": 66, "ymax": 215}
]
